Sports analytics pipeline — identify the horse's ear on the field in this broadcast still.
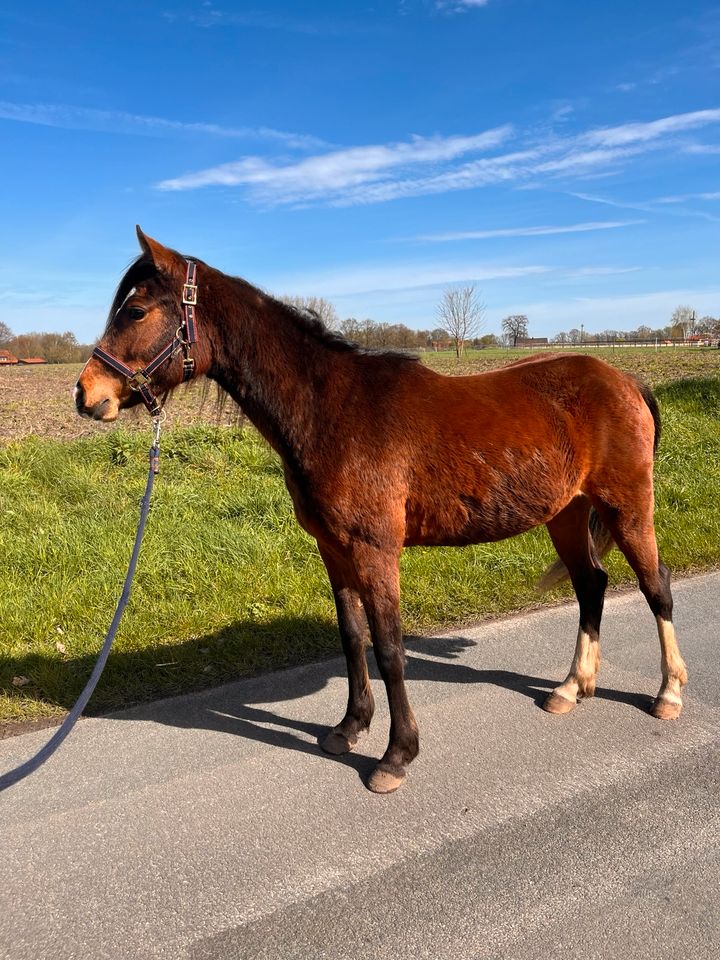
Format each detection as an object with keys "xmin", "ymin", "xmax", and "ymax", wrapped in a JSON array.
[{"xmin": 136, "ymin": 226, "xmax": 184, "ymax": 276}]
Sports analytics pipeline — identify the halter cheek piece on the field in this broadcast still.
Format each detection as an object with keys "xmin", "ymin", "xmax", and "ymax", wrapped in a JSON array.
[{"xmin": 92, "ymin": 260, "xmax": 199, "ymax": 417}]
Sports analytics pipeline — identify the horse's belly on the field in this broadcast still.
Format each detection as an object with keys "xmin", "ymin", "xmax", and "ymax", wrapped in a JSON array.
[
  {"xmin": 404, "ymin": 456, "xmax": 575, "ymax": 547},
  {"xmin": 404, "ymin": 497, "xmax": 546, "ymax": 547}
]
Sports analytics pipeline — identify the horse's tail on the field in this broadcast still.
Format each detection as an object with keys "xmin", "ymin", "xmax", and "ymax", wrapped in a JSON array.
[
  {"xmin": 537, "ymin": 510, "xmax": 615, "ymax": 590},
  {"xmin": 636, "ymin": 378, "xmax": 661, "ymax": 453},
  {"xmin": 537, "ymin": 379, "xmax": 660, "ymax": 591}
]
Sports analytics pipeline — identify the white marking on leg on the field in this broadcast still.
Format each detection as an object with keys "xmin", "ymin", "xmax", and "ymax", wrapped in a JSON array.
[
  {"xmin": 555, "ymin": 628, "xmax": 599, "ymax": 702},
  {"xmin": 656, "ymin": 616, "xmax": 687, "ymax": 704}
]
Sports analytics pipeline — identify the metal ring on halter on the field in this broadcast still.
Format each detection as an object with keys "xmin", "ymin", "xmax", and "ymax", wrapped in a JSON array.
[{"xmin": 128, "ymin": 370, "xmax": 152, "ymax": 392}]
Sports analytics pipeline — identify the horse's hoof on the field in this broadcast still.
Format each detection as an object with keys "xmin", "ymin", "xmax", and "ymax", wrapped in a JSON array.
[
  {"xmin": 321, "ymin": 728, "xmax": 358, "ymax": 755},
  {"xmin": 651, "ymin": 697, "xmax": 682, "ymax": 721},
  {"xmin": 542, "ymin": 690, "xmax": 577, "ymax": 715},
  {"xmin": 367, "ymin": 764, "xmax": 406, "ymax": 795}
]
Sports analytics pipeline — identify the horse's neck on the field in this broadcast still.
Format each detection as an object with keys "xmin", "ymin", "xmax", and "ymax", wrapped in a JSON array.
[{"xmin": 209, "ymin": 280, "xmax": 345, "ymax": 466}]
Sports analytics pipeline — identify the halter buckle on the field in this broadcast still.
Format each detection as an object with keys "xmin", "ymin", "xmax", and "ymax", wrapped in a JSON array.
[
  {"xmin": 128, "ymin": 370, "xmax": 151, "ymax": 391},
  {"xmin": 182, "ymin": 284, "xmax": 198, "ymax": 305},
  {"xmin": 182, "ymin": 357, "xmax": 195, "ymax": 382}
]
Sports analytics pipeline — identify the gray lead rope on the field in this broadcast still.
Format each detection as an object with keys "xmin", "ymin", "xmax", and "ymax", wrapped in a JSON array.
[{"xmin": 0, "ymin": 418, "xmax": 163, "ymax": 793}]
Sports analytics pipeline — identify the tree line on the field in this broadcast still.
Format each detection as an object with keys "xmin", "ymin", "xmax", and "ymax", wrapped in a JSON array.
[
  {"xmin": 283, "ymin": 293, "xmax": 476, "ymax": 352},
  {"xmin": 0, "ymin": 323, "xmax": 95, "ymax": 363},
  {"xmin": 550, "ymin": 307, "xmax": 719, "ymax": 345},
  {"xmin": 2, "ymin": 297, "xmax": 718, "ymax": 365}
]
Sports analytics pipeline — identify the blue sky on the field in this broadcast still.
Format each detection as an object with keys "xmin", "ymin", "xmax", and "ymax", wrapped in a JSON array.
[{"xmin": 1, "ymin": 0, "xmax": 719, "ymax": 341}]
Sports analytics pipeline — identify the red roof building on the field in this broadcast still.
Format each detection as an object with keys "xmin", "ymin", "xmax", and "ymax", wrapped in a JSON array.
[
  {"xmin": 18, "ymin": 357, "xmax": 47, "ymax": 364},
  {"xmin": 0, "ymin": 350, "xmax": 19, "ymax": 364}
]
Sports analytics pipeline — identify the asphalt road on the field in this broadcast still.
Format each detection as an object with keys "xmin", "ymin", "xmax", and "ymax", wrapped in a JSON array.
[{"xmin": 1, "ymin": 572, "xmax": 719, "ymax": 960}]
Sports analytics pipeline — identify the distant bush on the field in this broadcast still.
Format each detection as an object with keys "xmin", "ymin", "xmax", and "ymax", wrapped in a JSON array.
[{"xmin": 1, "ymin": 330, "xmax": 94, "ymax": 363}]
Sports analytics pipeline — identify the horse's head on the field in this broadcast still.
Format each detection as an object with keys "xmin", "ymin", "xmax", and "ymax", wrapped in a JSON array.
[{"xmin": 75, "ymin": 227, "xmax": 205, "ymax": 421}]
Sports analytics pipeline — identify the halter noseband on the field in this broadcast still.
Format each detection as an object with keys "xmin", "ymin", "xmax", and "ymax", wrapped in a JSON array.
[{"xmin": 92, "ymin": 260, "xmax": 198, "ymax": 417}]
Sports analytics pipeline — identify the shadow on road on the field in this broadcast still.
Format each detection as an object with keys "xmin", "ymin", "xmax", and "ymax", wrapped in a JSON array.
[
  {"xmin": 100, "ymin": 631, "xmax": 653, "ymax": 783},
  {"xmin": 2, "ymin": 615, "xmax": 653, "ymax": 762}
]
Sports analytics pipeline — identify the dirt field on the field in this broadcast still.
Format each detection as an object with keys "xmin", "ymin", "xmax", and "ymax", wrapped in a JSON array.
[
  {"xmin": 1, "ymin": 348, "xmax": 718, "ymax": 442},
  {"xmin": 0, "ymin": 363, "xmax": 241, "ymax": 441},
  {"xmin": 426, "ymin": 345, "xmax": 720, "ymax": 383}
]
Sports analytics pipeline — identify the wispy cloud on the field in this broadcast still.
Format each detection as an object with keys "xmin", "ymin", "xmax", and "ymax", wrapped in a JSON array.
[
  {"xmin": 654, "ymin": 190, "xmax": 720, "ymax": 203},
  {"xmin": 156, "ymin": 107, "xmax": 720, "ymax": 207},
  {"xmin": 267, "ymin": 261, "xmax": 548, "ymax": 298},
  {"xmin": 163, "ymin": 3, "xmax": 369, "ymax": 36},
  {"xmin": 548, "ymin": 266, "xmax": 643, "ymax": 281},
  {"xmin": 157, "ymin": 127, "xmax": 514, "ymax": 197},
  {"xmin": 572, "ymin": 189, "xmax": 720, "ymax": 222},
  {"xmin": 580, "ymin": 108, "xmax": 720, "ymax": 147},
  {"xmin": 570, "ymin": 192, "xmax": 647, "ymax": 211},
  {"xmin": 0, "ymin": 101, "xmax": 326, "ymax": 149},
  {"xmin": 436, "ymin": 0, "xmax": 490, "ymax": 11},
  {"xmin": 519, "ymin": 287, "xmax": 720, "ymax": 333},
  {"xmin": 684, "ymin": 143, "xmax": 720, "ymax": 155},
  {"xmin": 412, "ymin": 220, "xmax": 644, "ymax": 242}
]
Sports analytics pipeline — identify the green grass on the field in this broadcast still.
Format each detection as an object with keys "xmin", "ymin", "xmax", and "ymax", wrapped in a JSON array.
[{"xmin": 1, "ymin": 376, "xmax": 719, "ymax": 726}]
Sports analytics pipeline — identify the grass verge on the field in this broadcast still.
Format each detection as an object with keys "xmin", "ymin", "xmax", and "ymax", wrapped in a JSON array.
[{"xmin": 1, "ymin": 376, "xmax": 719, "ymax": 726}]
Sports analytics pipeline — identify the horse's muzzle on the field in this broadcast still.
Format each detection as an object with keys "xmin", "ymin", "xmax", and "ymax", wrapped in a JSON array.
[{"xmin": 74, "ymin": 382, "xmax": 112, "ymax": 420}]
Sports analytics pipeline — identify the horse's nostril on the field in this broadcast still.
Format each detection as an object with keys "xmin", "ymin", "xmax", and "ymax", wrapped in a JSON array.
[{"xmin": 74, "ymin": 382, "xmax": 86, "ymax": 412}]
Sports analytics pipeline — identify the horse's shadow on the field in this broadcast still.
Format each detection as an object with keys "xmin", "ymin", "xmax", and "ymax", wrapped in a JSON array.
[{"xmin": 109, "ymin": 629, "xmax": 654, "ymax": 786}]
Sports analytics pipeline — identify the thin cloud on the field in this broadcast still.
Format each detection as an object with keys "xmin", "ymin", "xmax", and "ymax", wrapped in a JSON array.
[
  {"xmin": 572, "ymin": 190, "xmax": 720, "ymax": 222},
  {"xmin": 0, "ymin": 101, "xmax": 326, "ymax": 149},
  {"xmin": 654, "ymin": 191, "xmax": 720, "ymax": 203},
  {"xmin": 155, "ymin": 107, "xmax": 720, "ymax": 207},
  {"xmin": 324, "ymin": 148, "xmax": 542, "ymax": 207},
  {"xmin": 157, "ymin": 127, "xmax": 514, "ymax": 196},
  {"xmin": 412, "ymin": 220, "xmax": 645, "ymax": 242},
  {"xmin": 520, "ymin": 287, "xmax": 720, "ymax": 333},
  {"xmin": 164, "ymin": 2, "xmax": 379, "ymax": 36},
  {"xmin": 436, "ymin": 0, "xmax": 490, "ymax": 10},
  {"xmin": 581, "ymin": 108, "xmax": 720, "ymax": 147},
  {"xmin": 684, "ymin": 143, "xmax": 720, "ymax": 154},
  {"xmin": 552, "ymin": 266, "xmax": 643, "ymax": 279},
  {"xmin": 266, "ymin": 261, "xmax": 549, "ymax": 298}
]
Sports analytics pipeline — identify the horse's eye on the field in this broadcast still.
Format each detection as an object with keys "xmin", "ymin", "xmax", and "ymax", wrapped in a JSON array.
[{"xmin": 128, "ymin": 306, "xmax": 146, "ymax": 320}]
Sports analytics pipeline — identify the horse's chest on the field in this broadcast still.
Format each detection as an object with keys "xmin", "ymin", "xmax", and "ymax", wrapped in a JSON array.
[{"xmin": 282, "ymin": 465, "xmax": 341, "ymax": 540}]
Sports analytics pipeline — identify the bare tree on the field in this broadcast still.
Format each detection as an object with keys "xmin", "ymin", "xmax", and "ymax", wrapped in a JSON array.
[
  {"xmin": 338, "ymin": 317, "xmax": 362, "ymax": 342},
  {"xmin": 0, "ymin": 320, "xmax": 12, "ymax": 345},
  {"xmin": 696, "ymin": 315, "xmax": 720, "ymax": 336},
  {"xmin": 437, "ymin": 286, "xmax": 485, "ymax": 358},
  {"xmin": 670, "ymin": 305, "xmax": 696, "ymax": 340},
  {"xmin": 501, "ymin": 314, "xmax": 529, "ymax": 347},
  {"xmin": 281, "ymin": 295, "xmax": 339, "ymax": 329}
]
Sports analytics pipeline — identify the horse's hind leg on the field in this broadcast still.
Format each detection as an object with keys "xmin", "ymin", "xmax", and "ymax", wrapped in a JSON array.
[
  {"xmin": 543, "ymin": 496, "xmax": 608, "ymax": 715},
  {"xmin": 319, "ymin": 546, "xmax": 375, "ymax": 755},
  {"xmin": 599, "ymin": 504, "xmax": 688, "ymax": 720}
]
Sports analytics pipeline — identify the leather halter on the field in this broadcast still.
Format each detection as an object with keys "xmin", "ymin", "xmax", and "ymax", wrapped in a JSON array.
[{"xmin": 92, "ymin": 260, "xmax": 198, "ymax": 417}]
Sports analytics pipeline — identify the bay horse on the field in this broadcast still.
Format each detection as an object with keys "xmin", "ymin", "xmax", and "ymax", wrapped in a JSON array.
[{"xmin": 75, "ymin": 228, "xmax": 688, "ymax": 794}]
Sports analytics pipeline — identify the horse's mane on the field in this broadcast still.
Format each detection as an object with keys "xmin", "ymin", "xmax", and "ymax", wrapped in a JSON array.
[
  {"xmin": 109, "ymin": 253, "xmax": 420, "ymax": 365},
  {"xmin": 264, "ymin": 293, "xmax": 420, "ymax": 364}
]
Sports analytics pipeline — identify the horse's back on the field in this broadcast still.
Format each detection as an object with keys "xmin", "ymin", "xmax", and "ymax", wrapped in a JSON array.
[
  {"xmin": 396, "ymin": 353, "xmax": 655, "ymax": 547},
  {"xmin": 415, "ymin": 353, "xmax": 652, "ymax": 448}
]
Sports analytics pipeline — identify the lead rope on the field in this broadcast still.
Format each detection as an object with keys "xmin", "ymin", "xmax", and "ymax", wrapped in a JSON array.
[{"xmin": 0, "ymin": 414, "xmax": 165, "ymax": 793}]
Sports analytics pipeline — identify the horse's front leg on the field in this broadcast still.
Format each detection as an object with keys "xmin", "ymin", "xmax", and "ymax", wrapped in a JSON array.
[
  {"xmin": 355, "ymin": 548, "xmax": 419, "ymax": 794},
  {"xmin": 319, "ymin": 545, "xmax": 375, "ymax": 755}
]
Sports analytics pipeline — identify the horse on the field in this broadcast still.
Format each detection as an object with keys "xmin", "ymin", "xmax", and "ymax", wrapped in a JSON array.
[{"xmin": 75, "ymin": 227, "xmax": 688, "ymax": 794}]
